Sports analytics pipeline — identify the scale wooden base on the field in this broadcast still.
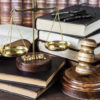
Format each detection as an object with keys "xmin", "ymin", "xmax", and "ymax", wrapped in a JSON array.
[
  {"xmin": 16, "ymin": 52, "xmax": 51, "ymax": 73},
  {"xmin": 61, "ymin": 66, "xmax": 100, "ymax": 100}
]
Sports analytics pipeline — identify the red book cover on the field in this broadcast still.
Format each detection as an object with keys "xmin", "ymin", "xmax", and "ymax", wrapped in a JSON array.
[
  {"xmin": 0, "ymin": 0, "xmax": 11, "ymax": 24},
  {"xmin": 23, "ymin": 0, "xmax": 32, "ymax": 27},
  {"xmin": 11, "ymin": 0, "xmax": 23, "ymax": 25}
]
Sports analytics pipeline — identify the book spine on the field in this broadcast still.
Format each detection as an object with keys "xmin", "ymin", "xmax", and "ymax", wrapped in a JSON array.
[
  {"xmin": 23, "ymin": 0, "xmax": 32, "ymax": 27},
  {"xmin": 57, "ymin": 0, "xmax": 68, "ymax": 10},
  {"xmin": 35, "ymin": 0, "xmax": 46, "ymax": 19},
  {"xmin": 46, "ymin": 0, "xmax": 57, "ymax": 13},
  {"xmin": 88, "ymin": 0, "xmax": 98, "ymax": 7},
  {"xmin": 68, "ymin": 0, "xmax": 79, "ymax": 6},
  {"xmin": 0, "ymin": 0, "xmax": 11, "ymax": 24},
  {"xmin": 11, "ymin": 0, "xmax": 23, "ymax": 25}
]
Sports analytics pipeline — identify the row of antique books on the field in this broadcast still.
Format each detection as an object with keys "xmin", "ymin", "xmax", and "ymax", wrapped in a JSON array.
[
  {"xmin": 0, "ymin": 0, "xmax": 32, "ymax": 27},
  {"xmin": 0, "ymin": 0, "xmax": 100, "ymax": 27}
]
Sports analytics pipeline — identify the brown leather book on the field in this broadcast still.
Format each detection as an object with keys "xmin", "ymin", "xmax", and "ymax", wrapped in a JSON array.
[
  {"xmin": 57, "ymin": 0, "xmax": 68, "ymax": 10},
  {"xmin": 46, "ymin": 0, "xmax": 57, "ymax": 13},
  {"xmin": 23, "ymin": 0, "xmax": 32, "ymax": 27},
  {"xmin": 35, "ymin": 0, "xmax": 46, "ymax": 19},
  {"xmin": 11, "ymin": 0, "xmax": 23, "ymax": 25},
  {"xmin": 0, "ymin": 80, "xmax": 53, "ymax": 99},
  {"xmin": 0, "ymin": 0, "xmax": 11, "ymax": 24},
  {"xmin": 0, "ymin": 56, "xmax": 65, "ymax": 87}
]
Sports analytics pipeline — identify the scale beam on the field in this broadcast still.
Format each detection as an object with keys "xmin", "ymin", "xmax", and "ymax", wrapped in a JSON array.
[{"xmin": 15, "ymin": 7, "xmax": 56, "ymax": 12}]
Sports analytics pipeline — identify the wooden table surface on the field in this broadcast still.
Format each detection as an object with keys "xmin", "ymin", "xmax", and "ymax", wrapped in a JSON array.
[{"xmin": 0, "ymin": 82, "xmax": 77, "ymax": 100}]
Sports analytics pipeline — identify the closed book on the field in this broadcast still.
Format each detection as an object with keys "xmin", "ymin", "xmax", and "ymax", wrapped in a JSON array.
[
  {"xmin": 36, "ymin": 5, "xmax": 100, "ymax": 37},
  {"xmin": 11, "ymin": 0, "xmax": 23, "ymax": 25},
  {"xmin": 0, "ymin": 0, "xmax": 11, "ymax": 24},
  {"xmin": 0, "ymin": 56, "xmax": 65, "ymax": 87},
  {"xmin": 0, "ymin": 80, "xmax": 52, "ymax": 99},
  {"xmin": 38, "ymin": 30, "xmax": 100, "ymax": 50},
  {"xmin": 35, "ymin": 0, "xmax": 46, "ymax": 19},
  {"xmin": 37, "ymin": 40, "xmax": 100, "ymax": 61},
  {"xmin": 23, "ymin": 0, "xmax": 32, "ymax": 27}
]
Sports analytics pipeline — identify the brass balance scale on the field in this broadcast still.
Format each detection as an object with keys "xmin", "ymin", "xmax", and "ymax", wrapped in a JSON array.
[
  {"xmin": 0, "ymin": 0, "xmax": 70, "ymax": 72},
  {"xmin": 0, "ymin": 9, "xmax": 28, "ymax": 57},
  {"xmin": 45, "ymin": 10, "xmax": 70, "ymax": 51}
]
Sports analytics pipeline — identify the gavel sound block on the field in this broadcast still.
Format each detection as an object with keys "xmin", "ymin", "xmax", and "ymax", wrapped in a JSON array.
[{"xmin": 61, "ymin": 38, "xmax": 100, "ymax": 99}]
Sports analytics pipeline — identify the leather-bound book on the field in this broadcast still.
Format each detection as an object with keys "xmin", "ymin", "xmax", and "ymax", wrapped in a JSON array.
[
  {"xmin": 35, "ymin": 0, "xmax": 46, "ymax": 19},
  {"xmin": 11, "ymin": 0, "xmax": 23, "ymax": 25},
  {"xmin": 23, "ymin": 0, "xmax": 32, "ymax": 27},
  {"xmin": 0, "ymin": 56, "xmax": 65, "ymax": 87},
  {"xmin": 0, "ymin": 80, "xmax": 53, "ymax": 99},
  {"xmin": 57, "ymin": 0, "xmax": 68, "ymax": 10},
  {"xmin": 0, "ymin": 0, "xmax": 11, "ymax": 24},
  {"xmin": 46, "ymin": 0, "xmax": 57, "ymax": 13}
]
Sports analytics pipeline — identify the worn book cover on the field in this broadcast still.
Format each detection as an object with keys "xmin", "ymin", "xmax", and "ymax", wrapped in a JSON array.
[
  {"xmin": 0, "ymin": 56, "xmax": 65, "ymax": 87},
  {"xmin": 0, "ymin": 80, "xmax": 53, "ymax": 99}
]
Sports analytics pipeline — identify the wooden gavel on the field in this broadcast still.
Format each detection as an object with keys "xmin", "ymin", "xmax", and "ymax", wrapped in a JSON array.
[{"xmin": 75, "ymin": 38, "xmax": 97, "ymax": 75}]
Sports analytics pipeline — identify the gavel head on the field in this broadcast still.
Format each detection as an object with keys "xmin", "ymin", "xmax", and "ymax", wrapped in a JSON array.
[{"xmin": 75, "ymin": 38, "xmax": 97, "ymax": 75}]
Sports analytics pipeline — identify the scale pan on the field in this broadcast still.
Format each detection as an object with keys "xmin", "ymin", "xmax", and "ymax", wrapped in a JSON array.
[
  {"xmin": 45, "ymin": 40, "xmax": 70, "ymax": 51},
  {"xmin": 1, "ymin": 45, "xmax": 28, "ymax": 57}
]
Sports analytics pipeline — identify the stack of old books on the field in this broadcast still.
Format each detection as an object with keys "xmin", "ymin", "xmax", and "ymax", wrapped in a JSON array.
[
  {"xmin": 36, "ymin": 4, "xmax": 100, "ymax": 61},
  {"xmin": 0, "ymin": 56, "xmax": 66, "ymax": 99}
]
